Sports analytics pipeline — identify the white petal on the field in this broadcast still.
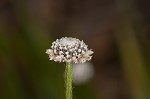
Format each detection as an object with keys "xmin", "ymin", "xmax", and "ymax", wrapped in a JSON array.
[
  {"xmin": 46, "ymin": 49, "xmax": 53, "ymax": 54},
  {"xmin": 86, "ymin": 50, "xmax": 94, "ymax": 55}
]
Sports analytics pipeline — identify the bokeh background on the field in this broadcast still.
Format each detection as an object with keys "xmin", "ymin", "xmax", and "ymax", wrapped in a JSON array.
[{"xmin": 0, "ymin": 0, "xmax": 150, "ymax": 99}]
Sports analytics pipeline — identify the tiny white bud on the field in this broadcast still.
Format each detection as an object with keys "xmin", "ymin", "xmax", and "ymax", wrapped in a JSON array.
[{"xmin": 78, "ymin": 49, "xmax": 81, "ymax": 52}]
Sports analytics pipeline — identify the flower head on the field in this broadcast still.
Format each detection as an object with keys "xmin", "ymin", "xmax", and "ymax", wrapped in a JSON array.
[{"xmin": 46, "ymin": 37, "xmax": 93, "ymax": 63}]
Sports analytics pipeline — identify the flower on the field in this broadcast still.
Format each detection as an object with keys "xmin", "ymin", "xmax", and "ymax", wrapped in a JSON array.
[{"xmin": 46, "ymin": 37, "xmax": 93, "ymax": 63}]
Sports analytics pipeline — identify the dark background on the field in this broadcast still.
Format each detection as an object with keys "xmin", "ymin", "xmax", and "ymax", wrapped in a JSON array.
[{"xmin": 0, "ymin": 0, "xmax": 150, "ymax": 99}]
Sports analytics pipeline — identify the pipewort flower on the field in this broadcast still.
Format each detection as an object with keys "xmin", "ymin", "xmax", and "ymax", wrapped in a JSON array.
[{"xmin": 46, "ymin": 37, "xmax": 94, "ymax": 99}]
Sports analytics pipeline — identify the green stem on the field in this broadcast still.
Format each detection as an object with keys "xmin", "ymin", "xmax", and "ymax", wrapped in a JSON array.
[{"xmin": 65, "ymin": 62, "xmax": 72, "ymax": 99}]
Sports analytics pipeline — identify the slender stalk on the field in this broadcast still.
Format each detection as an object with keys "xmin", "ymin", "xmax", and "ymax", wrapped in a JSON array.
[{"xmin": 65, "ymin": 62, "xmax": 72, "ymax": 99}]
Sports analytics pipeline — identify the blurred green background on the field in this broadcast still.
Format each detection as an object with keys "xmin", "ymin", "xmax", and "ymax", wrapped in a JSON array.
[{"xmin": 0, "ymin": 0, "xmax": 150, "ymax": 99}]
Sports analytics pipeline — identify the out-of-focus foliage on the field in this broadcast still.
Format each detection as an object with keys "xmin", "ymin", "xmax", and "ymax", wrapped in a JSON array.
[{"xmin": 0, "ymin": 0, "xmax": 150, "ymax": 99}]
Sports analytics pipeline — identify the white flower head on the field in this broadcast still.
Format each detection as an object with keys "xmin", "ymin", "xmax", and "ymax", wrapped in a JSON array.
[{"xmin": 46, "ymin": 37, "xmax": 93, "ymax": 63}]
